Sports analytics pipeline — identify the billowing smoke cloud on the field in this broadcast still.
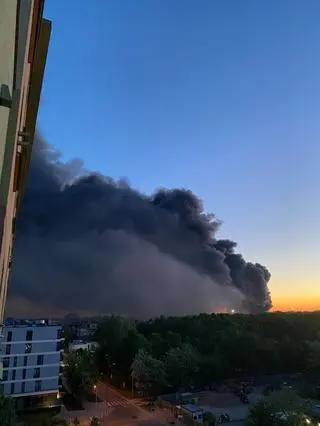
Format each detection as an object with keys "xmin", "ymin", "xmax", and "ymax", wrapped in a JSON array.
[{"xmin": 7, "ymin": 134, "xmax": 272, "ymax": 318}]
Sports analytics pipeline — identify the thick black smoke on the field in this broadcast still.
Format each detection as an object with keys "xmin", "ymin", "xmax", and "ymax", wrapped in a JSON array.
[{"xmin": 7, "ymin": 134, "xmax": 272, "ymax": 318}]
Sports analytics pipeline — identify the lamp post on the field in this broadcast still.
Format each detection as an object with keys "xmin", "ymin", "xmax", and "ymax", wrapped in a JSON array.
[{"xmin": 93, "ymin": 384, "xmax": 97, "ymax": 418}]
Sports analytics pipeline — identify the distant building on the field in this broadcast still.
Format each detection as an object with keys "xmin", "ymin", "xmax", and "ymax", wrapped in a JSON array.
[
  {"xmin": 0, "ymin": 0, "xmax": 51, "ymax": 325},
  {"xmin": 180, "ymin": 404, "xmax": 204, "ymax": 424},
  {"xmin": 68, "ymin": 318, "xmax": 99, "ymax": 340},
  {"xmin": 0, "ymin": 319, "xmax": 63, "ymax": 410},
  {"xmin": 69, "ymin": 340, "xmax": 98, "ymax": 353}
]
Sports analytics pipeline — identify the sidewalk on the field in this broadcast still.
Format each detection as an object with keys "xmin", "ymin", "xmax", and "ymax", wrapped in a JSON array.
[{"xmin": 55, "ymin": 400, "xmax": 112, "ymax": 426}]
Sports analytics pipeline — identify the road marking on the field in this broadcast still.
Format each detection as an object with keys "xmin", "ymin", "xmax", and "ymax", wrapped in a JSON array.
[{"xmin": 105, "ymin": 397, "xmax": 130, "ymax": 408}]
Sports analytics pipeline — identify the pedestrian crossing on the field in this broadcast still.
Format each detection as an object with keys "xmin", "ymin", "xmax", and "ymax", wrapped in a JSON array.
[
  {"xmin": 104, "ymin": 396, "xmax": 146, "ymax": 409},
  {"xmin": 106, "ymin": 397, "xmax": 145, "ymax": 408},
  {"xmin": 105, "ymin": 397, "xmax": 130, "ymax": 408}
]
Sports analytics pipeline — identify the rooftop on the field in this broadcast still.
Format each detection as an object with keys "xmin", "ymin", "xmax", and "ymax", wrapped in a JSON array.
[
  {"xmin": 3, "ymin": 318, "xmax": 61, "ymax": 327},
  {"xmin": 181, "ymin": 404, "xmax": 203, "ymax": 414}
]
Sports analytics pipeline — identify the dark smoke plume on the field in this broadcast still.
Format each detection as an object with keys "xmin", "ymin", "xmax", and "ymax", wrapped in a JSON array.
[{"xmin": 7, "ymin": 134, "xmax": 272, "ymax": 318}]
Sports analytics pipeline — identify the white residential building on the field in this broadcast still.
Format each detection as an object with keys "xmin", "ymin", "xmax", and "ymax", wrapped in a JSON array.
[
  {"xmin": 0, "ymin": 319, "xmax": 63, "ymax": 410},
  {"xmin": 69, "ymin": 340, "xmax": 98, "ymax": 353}
]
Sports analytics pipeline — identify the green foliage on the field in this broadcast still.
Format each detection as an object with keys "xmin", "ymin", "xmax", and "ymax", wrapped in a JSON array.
[
  {"xmin": 246, "ymin": 389, "xmax": 309, "ymax": 426},
  {"xmin": 131, "ymin": 349, "xmax": 166, "ymax": 396},
  {"xmin": 266, "ymin": 388, "xmax": 304, "ymax": 413},
  {"xmin": 94, "ymin": 316, "xmax": 148, "ymax": 385},
  {"xmin": 40, "ymin": 418, "xmax": 69, "ymax": 426},
  {"xmin": 64, "ymin": 350, "xmax": 99, "ymax": 401},
  {"xmin": 203, "ymin": 411, "xmax": 216, "ymax": 426},
  {"xmin": 0, "ymin": 393, "xmax": 16, "ymax": 426},
  {"xmin": 90, "ymin": 416, "xmax": 100, "ymax": 426},
  {"xmin": 165, "ymin": 343, "xmax": 200, "ymax": 388},
  {"xmin": 306, "ymin": 340, "xmax": 320, "ymax": 374},
  {"xmin": 245, "ymin": 399, "xmax": 277, "ymax": 426},
  {"xmin": 92, "ymin": 312, "xmax": 320, "ymax": 396}
]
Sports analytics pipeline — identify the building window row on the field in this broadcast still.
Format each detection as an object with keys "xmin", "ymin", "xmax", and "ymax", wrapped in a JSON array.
[
  {"xmin": 7, "ymin": 330, "xmax": 33, "ymax": 341},
  {"xmin": 0, "ymin": 377, "xmax": 61, "ymax": 395},
  {"xmin": 2, "ymin": 355, "xmax": 50, "ymax": 369},
  {"xmin": 1, "ymin": 372, "xmax": 57, "ymax": 384},
  {"xmin": 2, "ymin": 367, "xmax": 42, "ymax": 381},
  {"xmin": 3, "ymin": 341, "xmax": 61, "ymax": 355},
  {"xmin": 6, "ymin": 380, "xmax": 42, "ymax": 395},
  {"xmin": 1, "ymin": 355, "xmax": 48, "ymax": 369},
  {"xmin": 5, "ymin": 330, "xmax": 33, "ymax": 342}
]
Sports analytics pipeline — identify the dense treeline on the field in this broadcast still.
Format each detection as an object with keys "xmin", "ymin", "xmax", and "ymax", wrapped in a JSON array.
[{"xmin": 67, "ymin": 312, "xmax": 320, "ymax": 397}]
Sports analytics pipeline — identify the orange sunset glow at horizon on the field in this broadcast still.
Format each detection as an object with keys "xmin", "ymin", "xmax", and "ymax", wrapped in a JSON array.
[
  {"xmin": 270, "ymin": 290, "xmax": 320, "ymax": 312},
  {"xmin": 271, "ymin": 298, "xmax": 320, "ymax": 313},
  {"xmin": 269, "ymin": 276, "xmax": 320, "ymax": 313}
]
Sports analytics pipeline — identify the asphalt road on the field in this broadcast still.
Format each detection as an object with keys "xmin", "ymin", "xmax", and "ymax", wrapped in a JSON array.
[
  {"xmin": 95, "ymin": 383, "xmax": 246, "ymax": 426},
  {"xmin": 96, "ymin": 382, "xmax": 167, "ymax": 426}
]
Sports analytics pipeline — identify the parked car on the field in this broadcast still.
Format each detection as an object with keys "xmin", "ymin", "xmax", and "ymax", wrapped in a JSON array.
[{"xmin": 217, "ymin": 413, "xmax": 231, "ymax": 423}]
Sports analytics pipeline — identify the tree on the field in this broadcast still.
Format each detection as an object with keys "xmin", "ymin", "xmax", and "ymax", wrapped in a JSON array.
[
  {"xmin": 60, "ymin": 311, "xmax": 320, "ymax": 395},
  {"xmin": 40, "ymin": 417, "xmax": 69, "ymax": 426},
  {"xmin": 117, "ymin": 329, "xmax": 149, "ymax": 381},
  {"xmin": 203, "ymin": 411, "xmax": 216, "ymax": 426},
  {"xmin": 246, "ymin": 390, "xmax": 307, "ymax": 426},
  {"xmin": 266, "ymin": 388, "xmax": 304, "ymax": 413},
  {"xmin": 95, "ymin": 316, "xmax": 133, "ymax": 360},
  {"xmin": 72, "ymin": 418, "xmax": 80, "ymax": 426},
  {"xmin": 131, "ymin": 349, "xmax": 166, "ymax": 397},
  {"xmin": 64, "ymin": 350, "xmax": 99, "ymax": 401},
  {"xmin": 165, "ymin": 343, "xmax": 200, "ymax": 389},
  {"xmin": 94, "ymin": 316, "xmax": 134, "ymax": 377},
  {"xmin": 0, "ymin": 393, "xmax": 16, "ymax": 426},
  {"xmin": 90, "ymin": 417, "xmax": 100, "ymax": 426},
  {"xmin": 306, "ymin": 340, "xmax": 320, "ymax": 376},
  {"xmin": 245, "ymin": 399, "xmax": 278, "ymax": 426}
]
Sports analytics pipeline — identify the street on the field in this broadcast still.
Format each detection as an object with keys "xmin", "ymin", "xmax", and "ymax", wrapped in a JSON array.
[
  {"xmin": 95, "ymin": 383, "xmax": 246, "ymax": 426},
  {"xmin": 95, "ymin": 382, "xmax": 168, "ymax": 426}
]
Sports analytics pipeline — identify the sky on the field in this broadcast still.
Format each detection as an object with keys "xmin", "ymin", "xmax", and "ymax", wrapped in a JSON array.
[{"xmin": 39, "ymin": 0, "xmax": 320, "ymax": 312}]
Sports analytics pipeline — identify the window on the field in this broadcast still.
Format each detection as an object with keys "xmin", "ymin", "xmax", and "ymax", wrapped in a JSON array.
[
  {"xmin": 25, "ymin": 343, "xmax": 32, "ymax": 354},
  {"xmin": 2, "ymin": 357, "xmax": 9, "ymax": 368},
  {"xmin": 13, "ymin": 356, "xmax": 17, "ymax": 367},
  {"xmin": 10, "ymin": 383, "xmax": 14, "ymax": 394},
  {"xmin": 3, "ymin": 371, "xmax": 8, "ymax": 381},
  {"xmin": 23, "ymin": 356, "xmax": 28, "ymax": 366},
  {"xmin": 33, "ymin": 368, "xmax": 40, "ymax": 379},
  {"xmin": 12, "ymin": 370, "xmax": 16, "ymax": 380},
  {"xmin": 22, "ymin": 369, "xmax": 26, "ymax": 379},
  {"xmin": 5, "ymin": 344, "xmax": 10, "ymax": 355},
  {"xmin": 26, "ymin": 330, "xmax": 33, "ymax": 341},
  {"xmin": 35, "ymin": 380, "xmax": 42, "ymax": 392},
  {"xmin": 21, "ymin": 382, "xmax": 25, "ymax": 393},
  {"xmin": 37, "ymin": 355, "xmax": 44, "ymax": 365},
  {"xmin": 7, "ymin": 331, "xmax": 12, "ymax": 342}
]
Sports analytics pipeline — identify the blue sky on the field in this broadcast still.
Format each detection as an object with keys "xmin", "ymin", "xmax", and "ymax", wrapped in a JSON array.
[{"xmin": 40, "ymin": 0, "xmax": 320, "ymax": 309}]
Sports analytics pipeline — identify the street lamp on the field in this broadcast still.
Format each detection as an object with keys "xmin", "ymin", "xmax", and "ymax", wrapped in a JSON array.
[{"xmin": 93, "ymin": 384, "xmax": 97, "ymax": 417}]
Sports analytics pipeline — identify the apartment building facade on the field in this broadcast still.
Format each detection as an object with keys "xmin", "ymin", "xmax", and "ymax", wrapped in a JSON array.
[
  {"xmin": 68, "ymin": 319, "xmax": 99, "ymax": 340},
  {"xmin": 0, "ymin": 319, "xmax": 63, "ymax": 409},
  {"xmin": 0, "ymin": 0, "xmax": 51, "ymax": 326}
]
